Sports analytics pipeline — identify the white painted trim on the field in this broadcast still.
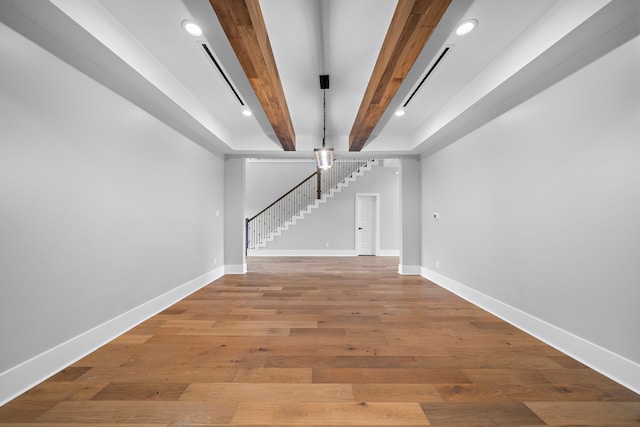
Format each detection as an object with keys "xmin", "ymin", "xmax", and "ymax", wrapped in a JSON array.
[
  {"xmin": 421, "ymin": 267, "xmax": 640, "ymax": 394},
  {"xmin": 398, "ymin": 264, "xmax": 422, "ymax": 275},
  {"xmin": 376, "ymin": 250, "xmax": 400, "ymax": 256},
  {"xmin": 248, "ymin": 250, "xmax": 358, "ymax": 257},
  {"xmin": 0, "ymin": 266, "xmax": 225, "ymax": 406},
  {"xmin": 355, "ymin": 193, "xmax": 380, "ymax": 256},
  {"xmin": 225, "ymin": 264, "xmax": 247, "ymax": 274}
]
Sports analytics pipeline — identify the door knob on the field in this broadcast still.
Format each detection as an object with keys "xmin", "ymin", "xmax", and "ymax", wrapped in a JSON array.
[{"xmin": 358, "ymin": 227, "xmax": 363, "ymax": 230}]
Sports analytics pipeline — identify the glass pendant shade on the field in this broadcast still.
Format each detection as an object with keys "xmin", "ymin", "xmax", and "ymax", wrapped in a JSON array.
[{"xmin": 314, "ymin": 147, "xmax": 334, "ymax": 170}]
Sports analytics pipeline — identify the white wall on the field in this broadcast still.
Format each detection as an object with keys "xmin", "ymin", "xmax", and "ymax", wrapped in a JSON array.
[
  {"xmin": 245, "ymin": 160, "xmax": 318, "ymax": 218},
  {"xmin": 0, "ymin": 24, "xmax": 225, "ymax": 401},
  {"xmin": 258, "ymin": 163, "xmax": 400, "ymax": 254},
  {"xmin": 421, "ymin": 35, "xmax": 640, "ymax": 389},
  {"xmin": 224, "ymin": 158, "xmax": 246, "ymax": 273},
  {"xmin": 399, "ymin": 159, "xmax": 422, "ymax": 273}
]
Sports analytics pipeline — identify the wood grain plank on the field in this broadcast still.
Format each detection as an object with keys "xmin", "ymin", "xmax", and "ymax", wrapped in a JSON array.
[
  {"xmin": 415, "ymin": 353, "xmax": 565, "ymax": 369},
  {"xmin": 233, "ymin": 368, "xmax": 312, "ymax": 383},
  {"xmin": 353, "ymin": 384, "xmax": 443, "ymax": 402},
  {"xmin": 0, "ymin": 400, "xmax": 59, "ymax": 423},
  {"xmin": 109, "ymin": 334, "xmax": 153, "ymax": 344},
  {"xmin": 264, "ymin": 355, "xmax": 337, "ymax": 369},
  {"xmin": 435, "ymin": 382, "xmax": 616, "ymax": 402},
  {"xmin": 36, "ymin": 401, "xmax": 236, "ymax": 424},
  {"xmin": 217, "ymin": 320, "xmax": 318, "ymax": 328},
  {"xmin": 290, "ymin": 328, "xmax": 346, "ymax": 336},
  {"xmin": 461, "ymin": 368, "xmax": 551, "ymax": 385},
  {"xmin": 19, "ymin": 382, "xmax": 106, "ymax": 402},
  {"xmin": 421, "ymin": 402, "xmax": 544, "ymax": 425},
  {"xmin": 336, "ymin": 356, "xmax": 421, "ymax": 369},
  {"xmin": 231, "ymin": 401, "xmax": 429, "ymax": 425},
  {"xmin": 91, "ymin": 382, "xmax": 189, "ymax": 401},
  {"xmin": 525, "ymin": 401, "xmax": 640, "ymax": 425},
  {"xmin": 176, "ymin": 326, "xmax": 290, "ymax": 336},
  {"xmin": 312, "ymin": 368, "xmax": 469, "ymax": 384},
  {"xmin": 180, "ymin": 383, "xmax": 354, "ymax": 402},
  {"xmin": 48, "ymin": 366, "xmax": 93, "ymax": 382},
  {"xmin": 539, "ymin": 368, "xmax": 640, "ymax": 401},
  {"xmin": 73, "ymin": 366, "xmax": 238, "ymax": 383}
]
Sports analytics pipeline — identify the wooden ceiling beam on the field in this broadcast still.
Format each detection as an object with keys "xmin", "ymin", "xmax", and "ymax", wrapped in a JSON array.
[
  {"xmin": 349, "ymin": 0, "xmax": 451, "ymax": 151},
  {"xmin": 209, "ymin": 0, "xmax": 296, "ymax": 151}
]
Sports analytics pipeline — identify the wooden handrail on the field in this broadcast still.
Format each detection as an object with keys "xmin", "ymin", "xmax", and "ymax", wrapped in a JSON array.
[{"xmin": 248, "ymin": 170, "xmax": 318, "ymax": 222}]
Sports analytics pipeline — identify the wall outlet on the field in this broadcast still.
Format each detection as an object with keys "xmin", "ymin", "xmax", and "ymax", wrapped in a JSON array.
[
  {"xmin": 216, "ymin": 210, "xmax": 220, "ymax": 217},
  {"xmin": 214, "ymin": 257, "xmax": 217, "ymax": 265},
  {"xmin": 325, "ymin": 242, "xmax": 330, "ymax": 248},
  {"xmin": 436, "ymin": 260, "xmax": 440, "ymax": 269}
]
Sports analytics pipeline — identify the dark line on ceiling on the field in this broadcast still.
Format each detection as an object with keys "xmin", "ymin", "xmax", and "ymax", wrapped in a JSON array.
[
  {"xmin": 403, "ymin": 46, "xmax": 451, "ymax": 108},
  {"xmin": 201, "ymin": 43, "xmax": 245, "ymax": 106}
]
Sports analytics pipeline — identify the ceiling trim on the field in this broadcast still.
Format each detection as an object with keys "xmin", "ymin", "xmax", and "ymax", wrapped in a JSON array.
[
  {"xmin": 208, "ymin": 0, "xmax": 296, "ymax": 151},
  {"xmin": 349, "ymin": 0, "xmax": 451, "ymax": 151}
]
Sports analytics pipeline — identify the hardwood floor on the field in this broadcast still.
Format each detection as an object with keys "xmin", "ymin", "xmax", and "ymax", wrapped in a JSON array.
[{"xmin": 1, "ymin": 256, "xmax": 638, "ymax": 425}]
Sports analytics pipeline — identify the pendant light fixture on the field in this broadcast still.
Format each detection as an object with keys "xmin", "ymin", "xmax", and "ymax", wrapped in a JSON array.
[{"xmin": 315, "ymin": 74, "xmax": 333, "ymax": 170}]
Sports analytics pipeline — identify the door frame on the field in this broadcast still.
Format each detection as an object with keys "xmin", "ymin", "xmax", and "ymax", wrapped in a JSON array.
[{"xmin": 355, "ymin": 193, "xmax": 380, "ymax": 256}]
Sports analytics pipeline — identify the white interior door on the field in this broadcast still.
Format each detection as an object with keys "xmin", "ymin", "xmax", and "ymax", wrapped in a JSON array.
[{"xmin": 356, "ymin": 194, "xmax": 377, "ymax": 255}]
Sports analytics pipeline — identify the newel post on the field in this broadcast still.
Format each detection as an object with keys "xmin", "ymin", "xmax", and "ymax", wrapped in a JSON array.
[
  {"xmin": 316, "ymin": 169, "xmax": 322, "ymax": 200},
  {"xmin": 245, "ymin": 217, "xmax": 249, "ymax": 256}
]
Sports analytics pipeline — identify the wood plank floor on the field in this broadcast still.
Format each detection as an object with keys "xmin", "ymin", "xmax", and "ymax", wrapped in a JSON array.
[{"xmin": 1, "ymin": 256, "xmax": 638, "ymax": 426}]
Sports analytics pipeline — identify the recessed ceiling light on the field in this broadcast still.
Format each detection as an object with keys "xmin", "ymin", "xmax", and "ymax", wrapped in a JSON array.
[
  {"xmin": 456, "ymin": 19, "xmax": 478, "ymax": 36},
  {"xmin": 395, "ymin": 109, "xmax": 406, "ymax": 117},
  {"xmin": 242, "ymin": 109, "xmax": 252, "ymax": 117},
  {"xmin": 182, "ymin": 20, "xmax": 203, "ymax": 37}
]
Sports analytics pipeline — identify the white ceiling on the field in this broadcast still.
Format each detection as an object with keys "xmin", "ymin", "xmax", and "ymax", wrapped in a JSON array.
[{"xmin": 1, "ymin": 0, "xmax": 626, "ymax": 158}]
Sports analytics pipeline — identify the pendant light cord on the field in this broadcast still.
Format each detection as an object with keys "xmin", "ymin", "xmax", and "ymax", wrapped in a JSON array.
[{"xmin": 322, "ymin": 88, "xmax": 326, "ymax": 148}]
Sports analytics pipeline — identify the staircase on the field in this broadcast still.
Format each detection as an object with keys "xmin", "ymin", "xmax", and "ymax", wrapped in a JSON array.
[{"xmin": 246, "ymin": 158, "xmax": 378, "ymax": 251}]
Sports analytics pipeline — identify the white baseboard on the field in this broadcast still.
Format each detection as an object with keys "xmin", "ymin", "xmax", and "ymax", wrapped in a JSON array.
[
  {"xmin": 225, "ymin": 264, "xmax": 247, "ymax": 274},
  {"xmin": 376, "ymin": 250, "xmax": 400, "ymax": 256},
  {"xmin": 0, "ymin": 266, "xmax": 225, "ymax": 406},
  {"xmin": 398, "ymin": 264, "xmax": 422, "ymax": 275},
  {"xmin": 248, "ymin": 249, "xmax": 399, "ymax": 257},
  {"xmin": 248, "ymin": 250, "xmax": 358, "ymax": 257},
  {"xmin": 421, "ymin": 267, "xmax": 640, "ymax": 395}
]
